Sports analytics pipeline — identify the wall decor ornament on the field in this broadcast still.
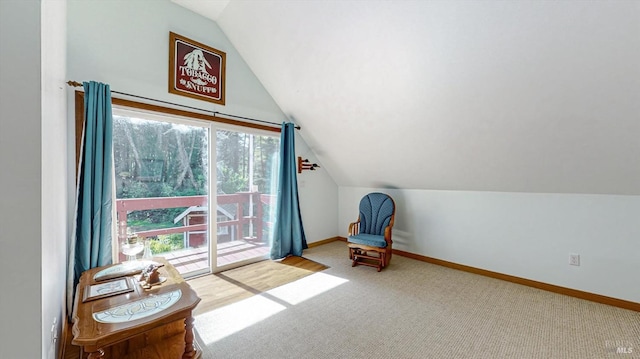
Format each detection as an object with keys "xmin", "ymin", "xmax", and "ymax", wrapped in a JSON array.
[
  {"xmin": 298, "ymin": 156, "xmax": 320, "ymax": 173},
  {"xmin": 169, "ymin": 32, "xmax": 226, "ymax": 105}
]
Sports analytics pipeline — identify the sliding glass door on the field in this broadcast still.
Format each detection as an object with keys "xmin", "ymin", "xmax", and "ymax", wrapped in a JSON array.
[
  {"xmin": 111, "ymin": 107, "xmax": 279, "ymax": 277},
  {"xmin": 215, "ymin": 128, "xmax": 280, "ymax": 268},
  {"xmin": 112, "ymin": 109, "xmax": 211, "ymax": 277}
]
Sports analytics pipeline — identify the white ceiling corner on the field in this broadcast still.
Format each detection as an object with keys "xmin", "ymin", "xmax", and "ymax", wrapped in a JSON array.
[{"xmin": 171, "ymin": 0, "xmax": 231, "ymax": 21}]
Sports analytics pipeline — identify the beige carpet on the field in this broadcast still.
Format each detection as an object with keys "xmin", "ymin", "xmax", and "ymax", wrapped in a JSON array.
[{"xmin": 194, "ymin": 241, "xmax": 639, "ymax": 359}]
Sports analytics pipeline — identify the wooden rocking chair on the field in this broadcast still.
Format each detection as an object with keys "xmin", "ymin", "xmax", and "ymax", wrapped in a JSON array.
[{"xmin": 347, "ymin": 193, "xmax": 395, "ymax": 272}]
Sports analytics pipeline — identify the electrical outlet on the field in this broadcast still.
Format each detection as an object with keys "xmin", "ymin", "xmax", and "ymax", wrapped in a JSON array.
[
  {"xmin": 569, "ymin": 253, "xmax": 580, "ymax": 266},
  {"xmin": 50, "ymin": 317, "xmax": 58, "ymax": 344}
]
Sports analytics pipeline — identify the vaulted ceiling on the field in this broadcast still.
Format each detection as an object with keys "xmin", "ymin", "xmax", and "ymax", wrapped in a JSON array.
[{"xmin": 173, "ymin": 0, "xmax": 640, "ymax": 195}]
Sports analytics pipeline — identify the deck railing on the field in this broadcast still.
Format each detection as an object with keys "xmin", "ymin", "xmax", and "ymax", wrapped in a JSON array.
[{"xmin": 116, "ymin": 193, "xmax": 276, "ymax": 248}]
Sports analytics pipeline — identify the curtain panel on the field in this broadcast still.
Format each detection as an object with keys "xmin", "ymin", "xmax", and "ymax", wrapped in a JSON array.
[
  {"xmin": 67, "ymin": 81, "xmax": 114, "ymax": 314},
  {"xmin": 270, "ymin": 122, "xmax": 307, "ymax": 259}
]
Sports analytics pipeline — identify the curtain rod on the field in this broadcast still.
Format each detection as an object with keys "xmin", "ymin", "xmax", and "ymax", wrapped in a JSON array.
[{"xmin": 66, "ymin": 81, "xmax": 301, "ymax": 130}]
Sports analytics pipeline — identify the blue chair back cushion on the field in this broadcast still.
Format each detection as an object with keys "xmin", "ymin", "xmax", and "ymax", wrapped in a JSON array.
[
  {"xmin": 347, "ymin": 193, "xmax": 394, "ymax": 248},
  {"xmin": 359, "ymin": 193, "xmax": 394, "ymax": 235}
]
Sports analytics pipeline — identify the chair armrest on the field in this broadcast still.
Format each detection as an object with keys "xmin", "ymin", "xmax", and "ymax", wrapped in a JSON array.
[
  {"xmin": 384, "ymin": 225, "xmax": 393, "ymax": 245},
  {"xmin": 348, "ymin": 220, "xmax": 361, "ymax": 236}
]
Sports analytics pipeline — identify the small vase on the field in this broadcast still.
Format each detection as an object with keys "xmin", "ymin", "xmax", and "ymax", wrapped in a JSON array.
[{"xmin": 142, "ymin": 239, "xmax": 153, "ymax": 259}]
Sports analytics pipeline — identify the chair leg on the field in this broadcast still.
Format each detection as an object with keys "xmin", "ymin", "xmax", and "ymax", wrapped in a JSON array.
[{"xmin": 349, "ymin": 248, "xmax": 388, "ymax": 271}]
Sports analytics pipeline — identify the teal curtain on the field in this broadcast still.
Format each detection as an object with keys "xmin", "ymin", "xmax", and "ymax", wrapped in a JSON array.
[
  {"xmin": 72, "ymin": 81, "xmax": 114, "ymax": 286},
  {"xmin": 270, "ymin": 122, "xmax": 307, "ymax": 259}
]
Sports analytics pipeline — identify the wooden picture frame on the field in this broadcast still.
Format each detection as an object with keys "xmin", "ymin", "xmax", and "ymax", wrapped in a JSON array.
[
  {"xmin": 83, "ymin": 277, "xmax": 135, "ymax": 302},
  {"xmin": 169, "ymin": 32, "xmax": 226, "ymax": 105}
]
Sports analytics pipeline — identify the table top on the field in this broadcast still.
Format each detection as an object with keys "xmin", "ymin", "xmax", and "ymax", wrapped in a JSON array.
[{"xmin": 72, "ymin": 258, "xmax": 201, "ymax": 349}]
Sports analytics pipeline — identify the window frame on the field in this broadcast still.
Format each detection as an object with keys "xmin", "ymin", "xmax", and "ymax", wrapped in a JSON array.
[{"xmin": 74, "ymin": 91, "xmax": 280, "ymax": 175}]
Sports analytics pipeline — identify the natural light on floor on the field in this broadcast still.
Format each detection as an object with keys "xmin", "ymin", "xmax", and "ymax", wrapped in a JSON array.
[
  {"xmin": 266, "ymin": 272, "xmax": 348, "ymax": 305},
  {"xmin": 195, "ymin": 272, "xmax": 348, "ymax": 344}
]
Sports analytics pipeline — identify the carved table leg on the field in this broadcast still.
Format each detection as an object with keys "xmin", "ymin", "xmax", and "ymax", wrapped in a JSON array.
[
  {"xmin": 183, "ymin": 315, "xmax": 197, "ymax": 359},
  {"xmin": 87, "ymin": 348, "xmax": 105, "ymax": 359}
]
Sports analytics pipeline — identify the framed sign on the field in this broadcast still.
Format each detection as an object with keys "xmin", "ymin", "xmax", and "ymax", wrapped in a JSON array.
[
  {"xmin": 83, "ymin": 277, "xmax": 135, "ymax": 302},
  {"xmin": 169, "ymin": 32, "xmax": 226, "ymax": 105}
]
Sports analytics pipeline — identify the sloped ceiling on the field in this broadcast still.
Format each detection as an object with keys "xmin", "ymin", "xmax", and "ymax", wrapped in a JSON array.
[{"xmin": 173, "ymin": 0, "xmax": 640, "ymax": 195}]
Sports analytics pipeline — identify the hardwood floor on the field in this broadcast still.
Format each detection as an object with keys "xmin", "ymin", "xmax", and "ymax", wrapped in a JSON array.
[
  {"xmin": 162, "ymin": 240, "xmax": 271, "ymax": 276},
  {"xmin": 62, "ymin": 322, "xmax": 77, "ymax": 359},
  {"xmin": 62, "ymin": 256, "xmax": 328, "ymax": 359},
  {"xmin": 188, "ymin": 256, "xmax": 328, "ymax": 316}
]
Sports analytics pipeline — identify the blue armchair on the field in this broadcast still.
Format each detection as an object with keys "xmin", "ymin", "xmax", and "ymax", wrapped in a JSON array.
[{"xmin": 347, "ymin": 192, "xmax": 396, "ymax": 271}]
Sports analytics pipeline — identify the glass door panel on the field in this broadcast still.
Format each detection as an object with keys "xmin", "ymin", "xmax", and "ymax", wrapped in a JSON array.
[
  {"xmin": 215, "ymin": 129, "xmax": 279, "ymax": 268},
  {"xmin": 112, "ymin": 110, "xmax": 210, "ymax": 278}
]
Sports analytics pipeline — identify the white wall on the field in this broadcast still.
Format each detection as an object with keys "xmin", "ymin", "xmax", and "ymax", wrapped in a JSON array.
[
  {"xmin": 0, "ymin": 1, "xmax": 43, "ymax": 358},
  {"xmin": 295, "ymin": 132, "xmax": 339, "ymax": 242},
  {"xmin": 67, "ymin": 0, "xmax": 338, "ymax": 244},
  {"xmin": 41, "ymin": 0, "xmax": 68, "ymax": 358},
  {"xmin": 0, "ymin": 1, "xmax": 68, "ymax": 358},
  {"xmin": 340, "ymin": 187, "xmax": 640, "ymax": 303},
  {"xmin": 68, "ymin": 0, "xmax": 284, "ymax": 124}
]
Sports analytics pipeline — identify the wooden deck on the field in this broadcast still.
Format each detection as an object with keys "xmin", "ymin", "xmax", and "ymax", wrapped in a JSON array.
[{"xmin": 162, "ymin": 240, "xmax": 270, "ymax": 275}]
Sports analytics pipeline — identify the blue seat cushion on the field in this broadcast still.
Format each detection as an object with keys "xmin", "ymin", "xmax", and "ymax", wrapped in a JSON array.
[{"xmin": 348, "ymin": 233, "xmax": 387, "ymax": 248}]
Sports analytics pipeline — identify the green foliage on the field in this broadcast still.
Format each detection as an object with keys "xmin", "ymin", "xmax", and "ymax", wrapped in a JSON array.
[
  {"xmin": 114, "ymin": 116, "xmax": 208, "ymax": 199},
  {"xmin": 120, "ymin": 181, "xmax": 149, "ymax": 199},
  {"xmin": 125, "ymin": 208, "xmax": 185, "ymax": 229},
  {"xmin": 218, "ymin": 166, "xmax": 247, "ymax": 194},
  {"xmin": 160, "ymin": 182, "xmax": 175, "ymax": 197},
  {"xmin": 149, "ymin": 233, "xmax": 184, "ymax": 254},
  {"xmin": 149, "ymin": 240, "xmax": 173, "ymax": 254}
]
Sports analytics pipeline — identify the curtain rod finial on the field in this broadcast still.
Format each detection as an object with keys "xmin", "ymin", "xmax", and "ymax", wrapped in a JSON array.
[{"xmin": 67, "ymin": 80, "xmax": 83, "ymax": 87}]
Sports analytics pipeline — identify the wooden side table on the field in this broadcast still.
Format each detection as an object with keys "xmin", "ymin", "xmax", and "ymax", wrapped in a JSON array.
[{"xmin": 72, "ymin": 258, "xmax": 201, "ymax": 359}]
